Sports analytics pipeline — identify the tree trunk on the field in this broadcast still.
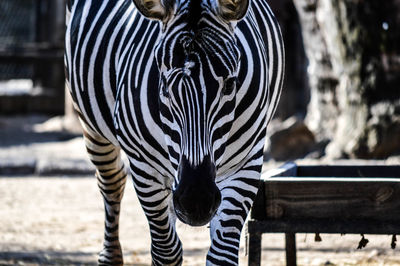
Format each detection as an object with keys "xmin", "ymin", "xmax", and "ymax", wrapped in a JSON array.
[
  {"xmin": 293, "ymin": 0, "xmax": 400, "ymax": 159},
  {"xmin": 268, "ymin": 0, "xmax": 309, "ymax": 120}
]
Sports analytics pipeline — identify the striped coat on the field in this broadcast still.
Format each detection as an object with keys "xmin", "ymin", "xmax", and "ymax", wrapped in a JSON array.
[{"xmin": 65, "ymin": 0, "xmax": 284, "ymax": 264}]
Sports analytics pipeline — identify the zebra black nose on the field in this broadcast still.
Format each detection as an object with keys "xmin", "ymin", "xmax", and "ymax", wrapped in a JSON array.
[{"xmin": 173, "ymin": 156, "xmax": 221, "ymax": 226}]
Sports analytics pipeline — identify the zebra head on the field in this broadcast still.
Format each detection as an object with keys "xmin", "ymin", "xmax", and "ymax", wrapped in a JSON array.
[{"xmin": 132, "ymin": 0, "xmax": 249, "ymax": 226}]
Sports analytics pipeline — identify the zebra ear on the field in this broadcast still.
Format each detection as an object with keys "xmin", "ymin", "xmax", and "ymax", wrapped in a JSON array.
[
  {"xmin": 132, "ymin": 0, "xmax": 172, "ymax": 21},
  {"xmin": 216, "ymin": 0, "xmax": 249, "ymax": 21}
]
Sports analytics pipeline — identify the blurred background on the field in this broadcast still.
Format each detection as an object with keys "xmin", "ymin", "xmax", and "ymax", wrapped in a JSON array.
[
  {"xmin": 0, "ymin": 0, "xmax": 399, "ymax": 161},
  {"xmin": 0, "ymin": 0, "xmax": 399, "ymax": 265},
  {"xmin": 267, "ymin": 0, "xmax": 400, "ymax": 162},
  {"xmin": 0, "ymin": 0, "xmax": 65, "ymax": 114}
]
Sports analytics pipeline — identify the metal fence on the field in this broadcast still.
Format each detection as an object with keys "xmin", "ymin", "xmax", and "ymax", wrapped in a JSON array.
[
  {"xmin": 0, "ymin": 0, "xmax": 36, "ymax": 79},
  {"xmin": 0, "ymin": 0, "xmax": 65, "ymax": 114}
]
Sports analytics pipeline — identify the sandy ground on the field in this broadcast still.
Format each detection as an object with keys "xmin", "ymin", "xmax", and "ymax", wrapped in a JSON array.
[
  {"xmin": 1, "ymin": 116, "xmax": 400, "ymax": 265},
  {"xmin": 1, "ymin": 177, "xmax": 400, "ymax": 266}
]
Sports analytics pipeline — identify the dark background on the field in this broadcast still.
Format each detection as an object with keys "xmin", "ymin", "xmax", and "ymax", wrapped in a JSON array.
[{"xmin": 0, "ymin": 0, "xmax": 399, "ymax": 160}]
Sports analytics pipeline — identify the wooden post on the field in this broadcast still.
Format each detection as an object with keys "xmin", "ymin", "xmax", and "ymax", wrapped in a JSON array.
[
  {"xmin": 248, "ymin": 231, "xmax": 262, "ymax": 266},
  {"xmin": 285, "ymin": 233, "xmax": 297, "ymax": 266}
]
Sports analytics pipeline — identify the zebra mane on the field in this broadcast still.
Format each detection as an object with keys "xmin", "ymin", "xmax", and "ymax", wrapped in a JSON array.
[{"xmin": 187, "ymin": 0, "xmax": 203, "ymax": 31}]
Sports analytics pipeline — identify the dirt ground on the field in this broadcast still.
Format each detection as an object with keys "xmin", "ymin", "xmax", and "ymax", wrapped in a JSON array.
[{"xmin": 1, "ymin": 177, "xmax": 400, "ymax": 266}]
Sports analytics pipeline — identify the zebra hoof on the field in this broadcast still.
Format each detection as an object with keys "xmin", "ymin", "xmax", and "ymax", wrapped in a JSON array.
[{"xmin": 98, "ymin": 244, "xmax": 123, "ymax": 266}]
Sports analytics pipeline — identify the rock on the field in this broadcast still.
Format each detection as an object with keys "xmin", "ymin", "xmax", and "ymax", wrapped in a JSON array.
[
  {"xmin": 36, "ymin": 158, "xmax": 94, "ymax": 176},
  {"xmin": 33, "ymin": 115, "xmax": 82, "ymax": 135},
  {"xmin": 326, "ymin": 100, "xmax": 400, "ymax": 159},
  {"xmin": 265, "ymin": 116, "xmax": 317, "ymax": 161}
]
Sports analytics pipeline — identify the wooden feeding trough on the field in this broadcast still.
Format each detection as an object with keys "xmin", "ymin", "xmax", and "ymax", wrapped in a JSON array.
[{"xmin": 247, "ymin": 162, "xmax": 400, "ymax": 266}]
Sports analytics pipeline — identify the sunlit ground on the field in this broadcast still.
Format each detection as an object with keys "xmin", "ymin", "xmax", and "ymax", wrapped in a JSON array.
[{"xmin": 1, "ymin": 177, "xmax": 400, "ymax": 265}]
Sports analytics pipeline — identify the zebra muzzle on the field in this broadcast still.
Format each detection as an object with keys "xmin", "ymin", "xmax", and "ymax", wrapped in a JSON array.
[{"xmin": 173, "ymin": 156, "xmax": 221, "ymax": 226}]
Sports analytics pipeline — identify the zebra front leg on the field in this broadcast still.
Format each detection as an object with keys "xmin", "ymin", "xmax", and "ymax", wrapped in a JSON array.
[
  {"xmin": 81, "ymin": 125, "xmax": 128, "ymax": 265},
  {"xmin": 207, "ymin": 172, "xmax": 261, "ymax": 265},
  {"xmin": 129, "ymin": 161, "xmax": 183, "ymax": 266}
]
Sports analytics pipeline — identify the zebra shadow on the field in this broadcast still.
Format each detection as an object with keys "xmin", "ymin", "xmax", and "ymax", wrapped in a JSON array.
[
  {"xmin": 0, "ymin": 115, "xmax": 80, "ymax": 148},
  {"xmin": 0, "ymin": 250, "xmax": 149, "ymax": 266}
]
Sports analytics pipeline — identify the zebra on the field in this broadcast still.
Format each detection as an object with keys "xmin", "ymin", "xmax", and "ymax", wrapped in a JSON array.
[{"xmin": 65, "ymin": 0, "xmax": 284, "ymax": 264}]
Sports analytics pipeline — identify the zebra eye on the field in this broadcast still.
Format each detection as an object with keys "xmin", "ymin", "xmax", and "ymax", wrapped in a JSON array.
[{"xmin": 223, "ymin": 77, "xmax": 237, "ymax": 95}]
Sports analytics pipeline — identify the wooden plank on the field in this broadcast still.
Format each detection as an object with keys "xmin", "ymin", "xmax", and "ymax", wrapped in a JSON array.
[
  {"xmin": 263, "ymin": 179, "xmax": 400, "ymax": 221},
  {"xmin": 0, "ymin": 94, "xmax": 64, "ymax": 115},
  {"xmin": 253, "ymin": 163, "xmax": 296, "ymax": 220},
  {"xmin": 0, "ymin": 51, "xmax": 63, "ymax": 63},
  {"xmin": 262, "ymin": 177, "xmax": 400, "ymax": 182},
  {"xmin": 247, "ymin": 218, "xmax": 400, "ymax": 235},
  {"xmin": 0, "ymin": 42, "xmax": 63, "ymax": 50},
  {"xmin": 0, "ymin": 43, "xmax": 63, "ymax": 63},
  {"xmin": 296, "ymin": 165, "xmax": 400, "ymax": 178},
  {"xmin": 261, "ymin": 162, "xmax": 297, "ymax": 179}
]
